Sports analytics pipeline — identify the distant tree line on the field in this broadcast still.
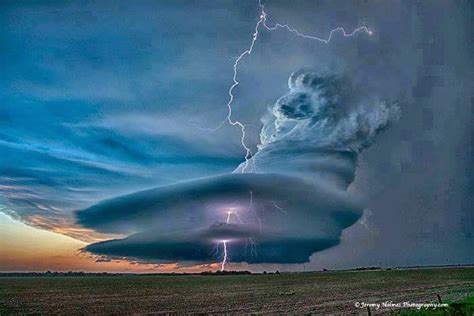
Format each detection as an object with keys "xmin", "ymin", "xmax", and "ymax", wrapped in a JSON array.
[{"xmin": 0, "ymin": 270, "xmax": 286, "ymax": 277}]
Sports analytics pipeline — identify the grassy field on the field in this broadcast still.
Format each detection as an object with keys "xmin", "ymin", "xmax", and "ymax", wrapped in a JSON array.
[{"xmin": 0, "ymin": 267, "xmax": 473, "ymax": 315}]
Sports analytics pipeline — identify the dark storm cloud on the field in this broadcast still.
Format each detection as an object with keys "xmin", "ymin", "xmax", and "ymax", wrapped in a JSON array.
[
  {"xmin": 2, "ymin": 0, "xmax": 472, "ymax": 269},
  {"xmin": 86, "ymin": 227, "xmax": 339, "ymax": 264},
  {"xmin": 77, "ymin": 173, "xmax": 360, "ymax": 235},
  {"xmin": 79, "ymin": 70, "xmax": 399, "ymax": 263},
  {"xmin": 0, "ymin": 0, "xmax": 256, "ymax": 235}
]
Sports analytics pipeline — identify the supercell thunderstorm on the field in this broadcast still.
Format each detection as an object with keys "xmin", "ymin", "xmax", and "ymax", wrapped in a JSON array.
[{"xmin": 76, "ymin": 1, "xmax": 400, "ymax": 270}]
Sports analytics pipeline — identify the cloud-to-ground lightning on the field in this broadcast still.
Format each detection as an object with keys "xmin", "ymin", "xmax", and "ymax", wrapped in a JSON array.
[
  {"xmin": 220, "ymin": 241, "xmax": 228, "ymax": 271},
  {"xmin": 208, "ymin": 0, "xmax": 372, "ymax": 173},
  {"xmin": 219, "ymin": 209, "xmax": 234, "ymax": 271},
  {"xmin": 219, "ymin": 200, "xmax": 254, "ymax": 271},
  {"xmin": 216, "ymin": 0, "xmax": 372, "ymax": 269}
]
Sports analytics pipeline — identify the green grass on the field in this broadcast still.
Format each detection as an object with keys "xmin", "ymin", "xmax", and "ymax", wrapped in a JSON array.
[{"xmin": 0, "ymin": 267, "xmax": 473, "ymax": 314}]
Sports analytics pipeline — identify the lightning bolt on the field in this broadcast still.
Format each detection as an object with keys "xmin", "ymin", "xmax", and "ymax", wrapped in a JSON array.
[
  {"xmin": 245, "ymin": 191, "xmax": 260, "ymax": 257},
  {"xmin": 271, "ymin": 200, "xmax": 287, "ymax": 215},
  {"xmin": 359, "ymin": 208, "xmax": 374, "ymax": 234},
  {"xmin": 219, "ymin": 210, "xmax": 233, "ymax": 271},
  {"xmin": 225, "ymin": 211, "xmax": 233, "ymax": 223},
  {"xmin": 218, "ymin": 191, "xmax": 261, "ymax": 271},
  {"xmin": 203, "ymin": 0, "xmax": 372, "ymax": 173},
  {"xmin": 220, "ymin": 241, "xmax": 228, "ymax": 271},
  {"xmin": 215, "ymin": 0, "xmax": 372, "ymax": 270},
  {"xmin": 260, "ymin": 7, "xmax": 373, "ymax": 41}
]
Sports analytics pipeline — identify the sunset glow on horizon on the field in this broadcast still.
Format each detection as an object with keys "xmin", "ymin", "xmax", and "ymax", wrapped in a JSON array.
[{"xmin": 0, "ymin": 213, "xmax": 219, "ymax": 273}]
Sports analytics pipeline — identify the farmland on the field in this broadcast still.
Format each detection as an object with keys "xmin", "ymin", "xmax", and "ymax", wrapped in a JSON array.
[{"xmin": 1, "ymin": 267, "xmax": 473, "ymax": 314}]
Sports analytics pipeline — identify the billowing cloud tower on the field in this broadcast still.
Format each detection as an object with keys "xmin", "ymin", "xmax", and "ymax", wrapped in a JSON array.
[{"xmin": 77, "ymin": 70, "xmax": 400, "ymax": 264}]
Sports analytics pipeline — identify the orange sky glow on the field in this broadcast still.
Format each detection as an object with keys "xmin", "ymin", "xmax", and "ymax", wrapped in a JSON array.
[{"xmin": 0, "ymin": 213, "xmax": 221, "ymax": 273}]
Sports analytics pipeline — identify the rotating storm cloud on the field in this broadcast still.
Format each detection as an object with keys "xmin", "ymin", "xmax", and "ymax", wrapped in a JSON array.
[
  {"xmin": 77, "ymin": 70, "xmax": 400, "ymax": 267},
  {"xmin": 1, "ymin": 0, "xmax": 472, "ymax": 273},
  {"xmin": 74, "ymin": 0, "xmax": 389, "ymax": 269}
]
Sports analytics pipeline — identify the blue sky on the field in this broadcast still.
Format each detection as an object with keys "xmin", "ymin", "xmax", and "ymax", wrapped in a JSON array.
[
  {"xmin": 1, "ymin": 0, "xmax": 368, "ymax": 233},
  {"xmin": 1, "ymin": 1, "xmax": 260, "ymax": 229},
  {"xmin": 1, "ymin": 0, "xmax": 472, "ymax": 270}
]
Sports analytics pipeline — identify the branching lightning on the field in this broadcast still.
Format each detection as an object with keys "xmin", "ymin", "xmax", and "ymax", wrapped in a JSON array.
[
  {"xmin": 205, "ymin": 0, "xmax": 372, "ymax": 173},
  {"xmin": 219, "ymin": 210, "xmax": 233, "ymax": 271},
  {"xmin": 218, "ymin": 193, "xmax": 256, "ymax": 271},
  {"xmin": 214, "ymin": 0, "xmax": 372, "ymax": 270}
]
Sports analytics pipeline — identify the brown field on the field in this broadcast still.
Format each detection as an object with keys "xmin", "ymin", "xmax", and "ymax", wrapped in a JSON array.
[{"xmin": 0, "ymin": 267, "xmax": 473, "ymax": 315}]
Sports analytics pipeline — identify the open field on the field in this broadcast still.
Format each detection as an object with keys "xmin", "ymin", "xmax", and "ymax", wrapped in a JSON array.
[{"xmin": 1, "ymin": 267, "xmax": 473, "ymax": 315}]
